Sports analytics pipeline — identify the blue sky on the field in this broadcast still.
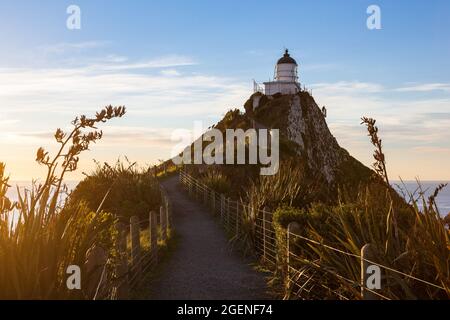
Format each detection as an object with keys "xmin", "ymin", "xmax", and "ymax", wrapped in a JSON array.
[{"xmin": 0, "ymin": 0, "xmax": 449, "ymax": 180}]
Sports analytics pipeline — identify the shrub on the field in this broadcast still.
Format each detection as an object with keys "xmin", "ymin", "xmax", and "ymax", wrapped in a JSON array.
[
  {"xmin": 0, "ymin": 106, "xmax": 125, "ymax": 299},
  {"xmin": 273, "ymin": 185, "xmax": 449, "ymax": 299},
  {"xmin": 71, "ymin": 159, "xmax": 161, "ymax": 222},
  {"xmin": 245, "ymin": 160, "xmax": 316, "ymax": 213},
  {"xmin": 269, "ymin": 117, "xmax": 450, "ymax": 300},
  {"xmin": 199, "ymin": 169, "xmax": 232, "ymax": 195}
]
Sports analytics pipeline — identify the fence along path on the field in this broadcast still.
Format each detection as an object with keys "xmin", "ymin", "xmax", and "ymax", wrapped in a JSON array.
[
  {"xmin": 179, "ymin": 170, "xmax": 449, "ymax": 300},
  {"xmin": 84, "ymin": 184, "xmax": 171, "ymax": 300},
  {"xmin": 141, "ymin": 174, "xmax": 271, "ymax": 300}
]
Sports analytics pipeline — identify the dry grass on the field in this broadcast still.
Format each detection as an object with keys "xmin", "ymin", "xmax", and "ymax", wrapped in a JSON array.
[
  {"xmin": 0, "ymin": 106, "xmax": 125, "ymax": 299},
  {"xmin": 272, "ymin": 117, "xmax": 450, "ymax": 300}
]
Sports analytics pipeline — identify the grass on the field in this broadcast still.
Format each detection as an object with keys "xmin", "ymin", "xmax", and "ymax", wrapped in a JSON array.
[
  {"xmin": 269, "ymin": 118, "xmax": 450, "ymax": 300},
  {"xmin": 273, "ymin": 187, "xmax": 449, "ymax": 300},
  {"xmin": 0, "ymin": 106, "xmax": 126, "ymax": 299},
  {"xmin": 156, "ymin": 162, "xmax": 179, "ymax": 178},
  {"xmin": 0, "ymin": 105, "xmax": 178, "ymax": 300},
  {"xmin": 199, "ymin": 170, "xmax": 232, "ymax": 195},
  {"xmin": 70, "ymin": 158, "xmax": 162, "ymax": 222},
  {"xmin": 186, "ymin": 110, "xmax": 449, "ymax": 300}
]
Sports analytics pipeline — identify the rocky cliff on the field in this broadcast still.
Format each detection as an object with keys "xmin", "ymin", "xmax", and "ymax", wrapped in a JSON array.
[
  {"xmin": 245, "ymin": 91, "xmax": 372, "ymax": 189},
  {"xmin": 185, "ymin": 91, "xmax": 376, "ymax": 204}
]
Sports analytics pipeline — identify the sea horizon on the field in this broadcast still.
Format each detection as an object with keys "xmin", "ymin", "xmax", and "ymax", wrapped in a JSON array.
[{"xmin": 6, "ymin": 179, "xmax": 450, "ymax": 217}]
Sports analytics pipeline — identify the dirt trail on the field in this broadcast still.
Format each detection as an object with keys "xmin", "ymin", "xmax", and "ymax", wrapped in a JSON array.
[{"xmin": 142, "ymin": 175, "xmax": 270, "ymax": 300}]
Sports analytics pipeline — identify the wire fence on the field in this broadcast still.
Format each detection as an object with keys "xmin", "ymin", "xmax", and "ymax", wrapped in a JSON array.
[
  {"xmin": 89, "ymin": 185, "xmax": 172, "ymax": 300},
  {"xmin": 179, "ymin": 170, "xmax": 449, "ymax": 300},
  {"xmin": 180, "ymin": 171, "xmax": 278, "ymax": 266}
]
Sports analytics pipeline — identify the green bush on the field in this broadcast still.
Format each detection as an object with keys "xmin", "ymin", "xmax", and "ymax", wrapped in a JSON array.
[
  {"xmin": 0, "ymin": 106, "xmax": 125, "ymax": 299},
  {"xmin": 272, "ymin": 186, "xmax": 450, "ymax": 300},
  {"xmin": 70, "ymin": 159, "xmax": 161, "ymax": 222},
  {"xmin": 199, "ymin": 170, "xmax": 232, "ymax": 195},
  {"xmin": 273, "ymin": 203, "xmax": 332, "ymax": 231}
]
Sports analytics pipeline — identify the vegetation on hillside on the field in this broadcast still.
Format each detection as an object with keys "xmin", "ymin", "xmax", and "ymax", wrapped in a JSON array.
[
  {"xmin": 184, "ymin": 98, "xmax": 449, "ymax": 300},
  {"xmin": 0, "ymin": 106, "xmax": 126, "ymax": 299},
  {"xmin": 70, "ymin": 159, "xmax": 161, "ymax": 222},
  {"xmin": 271, "ymin": 118, "xmax": 449, "ymax": 299},
  {"xmin": 273, "ymin": 187, "xmax": 449, "ymax": 299}
]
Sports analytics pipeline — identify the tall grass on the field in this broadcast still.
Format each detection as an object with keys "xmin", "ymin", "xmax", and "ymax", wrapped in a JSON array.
[
  {"xmin": 273, "ymin": 117, "xmax": 450, "ymax": 300},
  {"xmin": 0, "ymin": 106, "xmax": 125, "ymax": 299},
  {"xmin": 199, "ymin": 169, "xmax": 232, "ymax": 195},
  {"xmin": 275, "ymin": 184, "xmax": 449, "ymax": 299},
  {"xmin": 70, "ymin": 158, "xmax": 161, "ymax": 222},
  {"xmin": 245, "ymin": 160, "xmax": 317, "ymax": 213}
]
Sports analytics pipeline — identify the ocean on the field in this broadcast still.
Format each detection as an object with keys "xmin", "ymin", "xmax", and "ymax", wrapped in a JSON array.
[
  {"xmin": 4, "ymin": 180, "xmax": 450, "ymax": 217},
  {"xmin": 5, "ymin": 181, "xmax": 80, "ymax": 203},
  {"xmin": 392, "ymin": 181, "xmax": 450, "ymax": 217}
]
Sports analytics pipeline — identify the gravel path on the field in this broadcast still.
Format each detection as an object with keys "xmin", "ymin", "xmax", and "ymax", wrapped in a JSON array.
[{"xmin": 143, "ymin": 175, "xmax": 270, "ymax": 300}]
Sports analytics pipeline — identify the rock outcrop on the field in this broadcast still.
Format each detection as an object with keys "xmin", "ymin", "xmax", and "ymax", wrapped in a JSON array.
[
  {"xmin": 185, "ymin": 90, "xmax": 375, "ymax": 203},
  {"xmin": 246, "ymin": 91, "xmax": 372, "ymax": 190}
]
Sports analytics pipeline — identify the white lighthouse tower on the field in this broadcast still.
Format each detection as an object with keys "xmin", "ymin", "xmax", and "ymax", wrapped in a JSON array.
[{"xmin": 263, "ymin": 49, "xmax": 300, "ymax": 95}]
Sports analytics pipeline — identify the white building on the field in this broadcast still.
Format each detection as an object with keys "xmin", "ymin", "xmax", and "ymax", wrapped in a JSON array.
[{"xmin": 263, "ymin": 49, "xmax": 300, "ymax": 95}]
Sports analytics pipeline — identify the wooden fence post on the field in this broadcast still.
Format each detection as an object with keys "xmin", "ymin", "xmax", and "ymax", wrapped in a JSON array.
[
  {"xmin": 160, "ymin": 206, "xmax": 167, "ymax": 242},
  {"xmin": 115, "ymin": 221, "xmax": 129, "ymax": 299},
  {"xmin": 361, "ymin": 244, "xmax": 380, "ymax": 300},
  {"xmin": 130, "ymin": 216, "xmax": 141, "ymax": 280},
  {"xmin": 286, "ymin": 222, "xmax": 301, "ymax": 292},
  {"xmin": 84, "ymin": 244, "xmax": 107, "ymax": 299},
  {"xmin": 150, "ymin": 211, "xmax": 158, "ymax": 265}
]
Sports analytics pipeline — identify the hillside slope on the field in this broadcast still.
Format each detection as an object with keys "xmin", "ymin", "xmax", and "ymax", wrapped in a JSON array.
[
  {"xmin": 184, "ymin": 91, "xmax": 387, "ymax": 206},
  {"xmin": 248, "ymin": 91, "xmax": 372, "ymax": 186}
]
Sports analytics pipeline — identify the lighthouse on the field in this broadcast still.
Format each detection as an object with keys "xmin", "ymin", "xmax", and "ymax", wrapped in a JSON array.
[{"xmin": 263, "ymin": 49, "xmax": 300, "ymax": 95}]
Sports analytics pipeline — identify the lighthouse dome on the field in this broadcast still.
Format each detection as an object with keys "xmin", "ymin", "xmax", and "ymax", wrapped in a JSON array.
[
  {"xmin": 274, "ymin": 49, "xmax": 298, "ymax": 82},
  {"xmin": 277, "ymin": 49, "xmax": 298, "ymax": 65}
]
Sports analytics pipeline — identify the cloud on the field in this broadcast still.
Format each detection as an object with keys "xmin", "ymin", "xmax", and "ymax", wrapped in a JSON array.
[
  {"xmin": 310, "ymin": 81, "xmax": 384, "ymax": 94},
  {"xmin": 12, "ymin": 126, "xmax": 178, "ymax": 148},
  {"xmin": 0, "ymin": 65, "xmax": 248, "ymax": 117},
  {"xmin": 395, "ymin": 83, "xmax": 450, "ymax": 93},
  {"xmin": 0, "ymin": 53, "xmax": 250, "ymax": 159},
  {"xmin": 2, "ymin": 51, "xmax": 450, "ymax": 180},
  {"xmin": 160, "ymin": 69, "xmax": 181, "ymax": 76},
  {"xmin": 39, "ymin": 41, "xmax": 110, "ymax": 54},
  {"xmin": 311, "ymin": 81, "xmax": 450, "ymax": 166},
  {"xmin": 86, "ymin": 55, "xmax": 196, "ymax": 72}
]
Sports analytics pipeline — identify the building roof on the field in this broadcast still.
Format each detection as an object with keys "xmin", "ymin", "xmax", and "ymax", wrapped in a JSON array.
[{"xmin": 277, "ymin": 49, "xmax": 297, "ymax": 65}]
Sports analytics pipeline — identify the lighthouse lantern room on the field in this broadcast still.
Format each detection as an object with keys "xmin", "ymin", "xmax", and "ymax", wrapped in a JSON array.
[{"xmin": 263, "ymin": 49, "xmax": 300, "ymax": 95}]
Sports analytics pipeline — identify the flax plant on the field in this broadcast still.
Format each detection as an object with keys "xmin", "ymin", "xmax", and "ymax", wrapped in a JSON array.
[
  {"xmin": 0, "ymin": 106, "xmax": 125, "ymax": 299},
  {"xmin": 275, "ymin": 118, "xmax": 450, "ymax": 300}
]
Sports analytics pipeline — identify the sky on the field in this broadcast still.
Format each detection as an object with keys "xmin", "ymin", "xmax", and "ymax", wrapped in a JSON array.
[{"xmin": 0, "ymin": 0, "xmax": 449, "ymax": 181}]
